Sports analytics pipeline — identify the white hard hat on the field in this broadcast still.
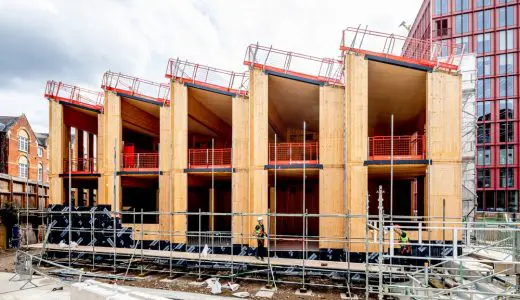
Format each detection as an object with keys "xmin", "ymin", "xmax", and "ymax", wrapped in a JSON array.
[{"xmin": 257, "ymin": 217, "xmax": 263, "ymax": 221}]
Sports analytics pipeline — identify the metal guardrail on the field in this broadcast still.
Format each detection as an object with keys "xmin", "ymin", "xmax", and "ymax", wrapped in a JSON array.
[
  {"xmin": 44, "ymin": 81, "xmax": 104, "ymax": 111},
  {"xmin": 244, "ymin": 44, "xmax": 344, "ymax": 86},
  {"xmin": 188, "ymin": 148, "xmax": 232, "ymax": 169},
  {"xmin": 121, "ymin": 153, "xmax": 159, "ymax": 171},
  {"xmin": 102, "ymin": 71, "xmax": 170, "ymax": 104},
  {"xmin": 268, "ymin": 142, "xmax": 319, "ymax": 165},
  {"xmin": 63, "ymin": 158, "xmax": 97, "ymax": 174},
  {"xmin": 186, "ymin": 231, "xmax": 232, "ymax": 247},
  {"xmin": 368, "ymin": 135, "xmax": 425, "ymax": 160}
]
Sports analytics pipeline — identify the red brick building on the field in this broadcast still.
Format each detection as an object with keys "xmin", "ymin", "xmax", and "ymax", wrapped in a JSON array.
[
  {"xmin": 0, "ymin": 115, "xmax": 49, "ymax": 209},
  {"xmin": 407, "ymin": 0, "xmax": 519, "ymax": 212}
]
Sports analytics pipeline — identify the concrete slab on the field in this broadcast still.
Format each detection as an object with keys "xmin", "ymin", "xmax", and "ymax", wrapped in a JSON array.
[
  {"xmin": 340, "ymin": 293, "xmax": 359, "ymax": 299},
  {"xmin": 295, "ymin": 289, "xmax": 313, "ymax": 297},
  {"xmin": 255, "ymin": 287, "xmax": 276, "ymax": 298}
]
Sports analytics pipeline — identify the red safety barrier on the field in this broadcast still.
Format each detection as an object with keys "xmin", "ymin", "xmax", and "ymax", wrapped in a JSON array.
[
  {"xmin": 188, "ymin": 148, "xmax": 232, "ymax": 169},
  {"xmin": 268, "ymin": 142, "xmax": 319, "ymax": 165},
  {"xmin": 368, "ymin": 135, "xmax": 425, "ymax": 160},
  {"xmin": 166, "ymin": 59, "xmax": 249, "ymax": 96},
  {"xmin": 341, "ymin": 27, "xmax": 464, "ymax": 71},
  {"xmin": 244, "ymin": 44, "xmax": 344, "ymax": 86},
  {"xmin": 121, "ymin": 153, "xmax": 159, "ymax": 171},
  {"xmin": 102, "ymin": 71, "xmax": 170, "ymax": 105},
  {"xmin": 45, "ymin": 81, "xmax": 104, "ymax": 112},
  {"xmin": 63, "ymin": 158, "xmax": 97, "ymax": 174}
]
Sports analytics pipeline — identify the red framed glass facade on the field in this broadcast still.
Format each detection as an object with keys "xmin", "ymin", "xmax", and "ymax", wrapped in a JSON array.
[{"xmin": 408, "ymin": 0, "xmax": 520, "ymax": 212}]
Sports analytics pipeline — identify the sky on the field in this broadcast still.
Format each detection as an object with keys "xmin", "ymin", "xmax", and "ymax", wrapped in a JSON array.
[{"xmin": 0, "ymin": 0, "xmax": 423, "ymax": 133}]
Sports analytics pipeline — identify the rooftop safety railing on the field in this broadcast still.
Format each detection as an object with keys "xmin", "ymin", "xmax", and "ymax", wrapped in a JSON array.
[
  {"xmin": 102, "ymin": 71, "xmax": 170, "ymax": 105},
  {"xmin": 44, "ymin": 81, "xmax": 104, "ymax": 112},
  {"xmin": 121, "ymin": 153, "xmax": 159, "ymax": 172},
  {"xmin": 165, "ymin": 58, "xmax": 249, "ymax": 96},
  {"xmin": 341, "ymin": 26, "xmax": 464, "ymax": 71},
  {"xmin": 268, "ymin": 142, "xmax": 319, "ymax": 165},
  {"xmin": 368, "ymin": 135, "xmax": 425, "ymax": 160},
  {"xmin": 188, "ymin": 148, "xmax": 232, "ymax": 169},
  {"xmin": 244, "ymin": 44, "xmax": 344, "ymax": 86}
]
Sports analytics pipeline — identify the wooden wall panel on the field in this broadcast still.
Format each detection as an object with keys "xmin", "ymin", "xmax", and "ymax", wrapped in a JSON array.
[
  {"xmin": 102, "ymin": 92, "xmax": 122, "ymax": 209},
  {"xmin": 248, "ymin": 69, "xmax": 269, "ymax": 247},
  {"xmin": 319, "ymin": 168, "xmax": 345, "ymax": 249},
  {"xmin": 232, "ymin": 95, "xmax": 250, "ymax": 245},
  {"xmin": 97, "ymin": 113, "xmax": 106, "ymax": 204},
  {"xmin": 159, "ymin": 105, "xmax": 173, "ymax": 240},
  {"xmin": 345, "ymin": 54, "xmax": 369, "ymax": 252},
  {"xmin": 319, "ymin": 85, "xmax": 345, "ymax": 167},
  {"xmin": 48, "ymin": 101, "xmax": 65, "ymax": 204},
  {"xmin": 172, "ymin": 81, "xmax": 188, "ymax": 243}
]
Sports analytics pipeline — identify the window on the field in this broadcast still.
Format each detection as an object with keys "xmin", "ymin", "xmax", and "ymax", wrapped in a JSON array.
[
  {"xmin": 455, "ymin": 14, "xmax": 470, "ymax": 34},
  {"xmin": 477, "ymin": 169, "xmax": 491, "ymax": 188},
  {"xmin": 477, "ymin": 56, "xmax": 491, "ymax": 76},
  {"xmin": 435, "ymin": 19, "xmax": 449, "ymax": 36},
  {"xmin": 477, "ymin": 146, "xmax": 491, "ymax": 165},
  {"xmin": 498, "ymin": 7, "xmax": 515, "ymax": 27},
  {"xmin": 509, "ymin": 191, "xmax": 519, "ymax": 212},
  {"xmin": 498, "ymin": 76, "xmax": 514, "ymax": 97},
  {"xmin": 440, "ymin": 40, "xmax": 449, "ymax": 57},
  {"xmin": 477, "ymin": 33, "xmax": 491, "ymax": 53},
  {"xmin": 454, "ymin": 0, "xmax": 469, "ymax": 11},
  {"xmin": 497, "ymin": 191, "xmax": 506, "ymax": 211},
  {"xmin": 18, "ymin": 130, "xmax": 29, "ymax": 153},
  {"xmin": 499, "ymin": 145, "xmax": 514, "ymax": 165},
  {"xmin": 38, "ymin": 163, "xmax": 43, "ymax": 182},
  {"xmin": 475, "ymin": 0, "xmax": 491, "ymax": 7},
  {"xmin": 477, "ymin": 79, "xmax": 492, "ymax": 99},
  {"xmin": 18, "ymin": 156, "xmax": 28, "ymax": 178},
  {"xmin": 477, "ymin": 101, "xmax": 492, "ymax": 121},
  {"xmin": 454, "ymin": 36, "xmax": 470, "ymax": 54},
  {"xmin": 37, "ymin": 147, "xmax": 43, "ymax": 157},
  {"xmin": 498, "ymin": 54, "xmax": 514, "ymax": 75},
  {"xmin": 476, "ymin": 10, "xmax": 492, "ymax": 31},
  {"xmin": 499, "ymin": 168, "xmax": 514, "ymax": 188},
  {"xmin": 435, "ymin": 0, "xmax": 449, "ymax": 14},
  {"xmin": 499, "ymin": 99, "xmax": 514, "ymax": 119},
  {"xmin": 499, "ymin": 121, "xmax": 514, "ymax": 142},
  {"xmin": 498, "ymin": 30, "xmax": 515, "ymax": 51},
  {"xmin": 478, "ymin": 123, "xmax": 491, "ymax": 143}
]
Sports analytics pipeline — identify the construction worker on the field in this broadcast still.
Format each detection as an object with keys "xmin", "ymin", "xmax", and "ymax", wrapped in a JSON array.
[
  {"xmin": 254, "ymin": 217, "xmax": 266, "ymax": 261},
  {"xmin": 394, "ymin": 225, "xmax": 411, "ymax": 268}
]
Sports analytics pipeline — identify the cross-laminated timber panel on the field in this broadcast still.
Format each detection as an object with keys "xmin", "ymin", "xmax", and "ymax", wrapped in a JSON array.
[
  {"xmin": 159, "ymin": 104, "xmax": 173, "ymax": 241},
  {"xmin": 319, "ymin": 85, "xmax": 345, "ymax": 249},
  {"xmin": 172, "ymin": 81, "xmax": 188, "ymax": 243},
  {"xmin": 232, "ymin": 95, "xmax": 250, "ymax": 245},
  {"xmin": 249, "ymin": 69, "xmax": 268, "ymax": 247},
  {"xmin": 48, "ymin": 100, "xmax": 66, "ymax": 204},
  {"xmin": 345, "ymin": 53, "xmax": 370, "ymax": 252},
  {"xmin": 99, "ymin": 92, "xmax": 121, "ymax": 208},
  {"xmin": 426, "ymin": 71, "xmax": 462, "ymax": 241}
]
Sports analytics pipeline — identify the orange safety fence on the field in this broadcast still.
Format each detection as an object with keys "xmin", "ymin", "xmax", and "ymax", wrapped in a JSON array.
[
  {"xmin": 45, "ymin": 81, "xmax": 104, "ymax": 112},
  {"xmin": 165, "ymin": 59, "xmax": 249, "ymax": 96},
  {"xmin": 368, "ymin": 135, "xmax": 425, "ymax": 160},
  {"xmin": 121, "ymin": 153, "xmax": 159, "ymax": 171},
  {"xmin": 340, "ymin": 26, "xmax": 464, "ymax": 71},
  {"xmin": 102, "ymin": 71, "xmax": 170, "ymax": 105},
  {"xmin": 244, "ymin": 44, "xmax": 344, "ymax": 86},
  {"xmin": 268, "ymin": 142, "xmax": 319, "ymax": 165},
  {"xmin": 63, "ymin": 158, "xmax": 97, "ymax": 174},
  {"xmin": 188, "ymin": 148, "xmax": 232, "ymax": 169}
]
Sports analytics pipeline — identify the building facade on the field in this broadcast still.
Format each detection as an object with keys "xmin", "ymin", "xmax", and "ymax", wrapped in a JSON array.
[
  {"xmin": 0, "ymin": 114, "xmax": 49, "ymax": 209},
  {"xmin": 45, "ymin": 34, "xmax": 462, "ymax": 258},
  {"xmin": 408, "ymin": 0, "xmax": 520, "ymax": 212}
]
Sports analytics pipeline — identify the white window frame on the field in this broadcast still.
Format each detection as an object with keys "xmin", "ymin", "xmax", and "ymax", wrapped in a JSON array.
[
  {"xmin": 18, "ymin": 159, "xmax": 28, "ymax": 178},
  {"xmin": 18, "ymin": 136, "xmax": 28, "ymax": 153},
  {"xmin": 37, "ymin": 146, "xmax": 43, "ymax": 157}
]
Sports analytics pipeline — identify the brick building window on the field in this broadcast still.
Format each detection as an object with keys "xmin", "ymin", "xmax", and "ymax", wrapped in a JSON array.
[
  {"xmin": 37, "ymin": 146, "xmax": 43, "ymax": 157},
  {"xmin": 18, "ymin": 130, "xmax": 29, "ymax": 153},
  {"xmin": 18, "ymin": 156, "xmax": 28, "ymax": 178},
  {"xmin": 38, "ymin": 163, "xmax": 43, "ymax": 182}
]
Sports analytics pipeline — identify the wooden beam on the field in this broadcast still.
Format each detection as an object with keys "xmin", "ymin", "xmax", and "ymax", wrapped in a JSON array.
[
  {"xmin": 188, "ymin": 94, "xmax": 232, "ymax": 138},
  {"xmin": 63, "ymin": 106, "xmax": 98, "ymax": 134},
  {"xmin": 121, "ymin": 101, "xmax": 160, "ymax": 137},
  {"xmin": 268, "ymin": 98, "xmax": 287, "ymax": 140}
]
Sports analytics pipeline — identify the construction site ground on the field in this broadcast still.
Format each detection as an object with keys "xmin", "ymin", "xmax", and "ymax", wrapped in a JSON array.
[{"xmin": 0, "ymin": 249, "xmax": 367, "ymax": 299}]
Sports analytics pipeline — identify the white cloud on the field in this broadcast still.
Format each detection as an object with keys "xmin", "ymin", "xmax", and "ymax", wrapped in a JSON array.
[{"xmin": 0, "ymin": 0, "xmax": 422, "ymax": 133}]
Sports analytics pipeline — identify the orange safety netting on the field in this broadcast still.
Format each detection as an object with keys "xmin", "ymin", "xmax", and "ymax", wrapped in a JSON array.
[
  {"xmin": 188, "ymin": 148, "xmax": 232, "ymax": 169},
  {"xmin": 368, "ymin": 135, "xmax": 425, "ymax": 160},
  {"xmin": 268, "ymin": 142, "xmax": 319, "ymax": 165}
]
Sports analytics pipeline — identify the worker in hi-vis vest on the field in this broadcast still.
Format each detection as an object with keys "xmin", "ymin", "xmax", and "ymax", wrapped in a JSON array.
[
  {"xmin": 394, "ymin": 225, "xmax": 411, "ymax": 267},
  {"xmin": 254, "ymin": 217, "xmax": 266, "ymax": 260}
]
